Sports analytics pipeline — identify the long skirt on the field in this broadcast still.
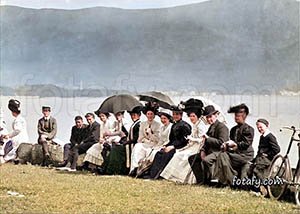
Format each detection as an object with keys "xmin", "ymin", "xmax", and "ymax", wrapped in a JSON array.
[
  {"xmin": 150, "ymin": 149, "xmax": 176, "ymax": 179},
  {"xmin": 130, "ymin": 143, "xmax": 155, "ymax": 173},
  {"xmin": 160, "ymin": 143, "xmax": 201, "ymax": 184},
  {"xmin": 1, "ymin": 140, "xmax": 21, "ymax": 162},
  {"xmin": 83, "ymin": 143, "xmax": 104, "ymax": 166},
  {"xmin": 104, "ymin": 145, "xmax": 129, "ymax": 175}
]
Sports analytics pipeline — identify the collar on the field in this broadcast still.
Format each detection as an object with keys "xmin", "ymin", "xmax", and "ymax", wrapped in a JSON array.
[
  {"xmin": 44, "ymin": 116, "xmax": 50, "ymax": 120},
  {"xmin": 263, "ymin": 129, "xmax": 271, "ymax": 137}
]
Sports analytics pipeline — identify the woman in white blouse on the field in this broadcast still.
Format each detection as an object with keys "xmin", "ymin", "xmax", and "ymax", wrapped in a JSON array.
[
  {"xmin": 0, "ymin": 99, "xmax": 29, "ymax": 163},
  {"xmin": 147, "ymin": 109, "xmax": 173, "ymax": 162},
  {"xmin": 130, "ymin": 102, "xmax": 161, "ymax": 174},
  {"xmin": 160, "ymin": 107, "xmax": 208, "ymax": 184}
]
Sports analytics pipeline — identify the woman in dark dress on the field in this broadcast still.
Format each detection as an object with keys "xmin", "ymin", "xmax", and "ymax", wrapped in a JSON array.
[
  {"xmin": 102, "ymin": 106, "xmax": 142, "ymax": 175},
  {"xmin": 150, "ymin": 106, "xmax": 191, "ymax": 179}
]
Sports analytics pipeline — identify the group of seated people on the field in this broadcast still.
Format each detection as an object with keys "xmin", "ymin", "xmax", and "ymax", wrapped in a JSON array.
[{"xmin": 0, "ymin": 98, "xmax": 281, "ymax": 194}]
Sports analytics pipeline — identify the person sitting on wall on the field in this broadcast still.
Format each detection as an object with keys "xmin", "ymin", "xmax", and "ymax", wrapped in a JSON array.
[{"xmin": 37, "ymin": 105, "xmax": 57, "ymax": 166}]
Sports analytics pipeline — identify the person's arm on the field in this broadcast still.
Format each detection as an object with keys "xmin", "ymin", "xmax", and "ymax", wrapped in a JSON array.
[
  {"xmin": 173, "ymin": 122, "xmax": 192, "ymax": 149},
  {"xmin": 205, "ymin": 124, "xmax": 229, "ymax": 150},
  {"xmin": 148, "ymin": 123, "xmax": 160, "ymax": 143},
  {"xmin": 137, "ymin": 123, "xmax": 146, "ymax": 143},
  {"xmin": 37, "ymin": 119, "xmax": 48, "ymax": 136},
  {"xmin": 8, "ymin": 119, "xmax": 23, "ymax": 138},
  {"xmin": 47, "ymin": 118, "xmax": 57, "ymax": 140},
  {"xmin": 266, "ymin": 134, "xmax": 281, "ymax": 159},
  {"xmin": 235, "ymin": 125, "xmax": 254, "ymax": 151},
  {"xmin": 70, "ymin": 126, "xmax": 78, "ymax": 146}
]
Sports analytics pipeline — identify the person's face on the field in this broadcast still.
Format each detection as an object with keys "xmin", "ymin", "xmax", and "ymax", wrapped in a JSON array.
[
  {"xmin": 206, "ymin": 113, "xmax": 218, "ymax": 125},
  {"xmin": 86, "ymin": 116, "xmax": 94, "ymax": 125},
  {"xmin": 234, "ymin": 112, "xmax": 246, "ymax": 124},
  {"xmin": 11, "ymin": 111, "xmax": 18, "ymax": 117},
  {"xmin": 160, "ymin": 115, "xmax": 170, "ymax": 126},
  {"xmin": 99, "ymin": 113, "xmax": 108, "ymax": 122},
  {"xmin": 43, "ymin": 110, "xmax": 50, "ymax": 118},
  {"xmin": 115, "ymin": 113, "xmax": 123, "ymax": 121},
  {"xmin": 146, "ymin": 111, "xmax": 155, "ymax": 122},
  {"xmin": 75, "ymin": 119, "xmax": 83, "ymax": 128},
  {"xmin": 130, "ymin": 113, "xmax": 140, "ymax": 121},
  {"xmin": 172, "ymin": 111, "xmax": 182, "ymax": 122},
  {"xmin": 256, "ymin": 122, "xmax": 267, "ymax": 134},
  {"xmin": 189, "ymin": 112, "xmax": 199, "ymax": 124}
]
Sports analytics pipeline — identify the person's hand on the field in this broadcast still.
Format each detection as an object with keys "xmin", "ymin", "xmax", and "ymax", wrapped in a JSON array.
[
  {"xmin": 164, "ymin": 146, "xmax": 175, "ymax": 153},
  {"xmin": 2, "ymin": 135, "xmax": 9, "ymax": 140},
  {"xmin": 262, "ymin": 153, "xmax": 268, "ymax": 158},
  {"xmin": 200, "ymin": 151, "xmax": 206, "ymax": 160},
  {"xmin": 145, "ymin": 128, "xmax": 152, "ymax": 136},
  {"xmin": 226, "ymin": 140, "xmax": 237, "ymax": 150},
  {"xmin": 40, "ymin": 135, "xmax": 48, "ymax": 141},
  {"xmin": 99, "ymin": 139, "xmax": 104, "ymax": 144}
]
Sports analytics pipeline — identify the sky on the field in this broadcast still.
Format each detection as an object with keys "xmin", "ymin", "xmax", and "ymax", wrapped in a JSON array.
[{"xmin": 0, "ymin": 0, "xmax": 211, "ymax": 9}]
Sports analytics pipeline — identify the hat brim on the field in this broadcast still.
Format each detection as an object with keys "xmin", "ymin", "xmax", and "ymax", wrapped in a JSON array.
[
  {"xmin": 157, "ymin": 112, "xmax": 172, "ymax": 120},
  {"xmin": 204, "ymin": 110, "xmax": 219, "ymax": 117}
]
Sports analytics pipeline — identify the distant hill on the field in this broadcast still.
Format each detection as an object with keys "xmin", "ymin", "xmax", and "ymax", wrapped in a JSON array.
[
  {"xmin": 0, "ymin": 85, "xmax": 133, "ymax": 97},
  {"xmin": 1, "ymin": 0, "xmax": 299, "ymax": 93}
]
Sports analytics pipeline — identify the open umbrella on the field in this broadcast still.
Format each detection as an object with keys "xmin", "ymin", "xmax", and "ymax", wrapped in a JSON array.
[
  {"xmin": 95, "ymin": 94, "xmax": 142, "ymax": 115},
  {"xmin": 138, "ymin": 91, "xmax": 175, "ymax": 109}
]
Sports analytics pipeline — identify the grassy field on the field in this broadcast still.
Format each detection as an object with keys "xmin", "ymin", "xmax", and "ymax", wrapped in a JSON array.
[{"xmin": 0, "ymin": 164, "xmax": 299, "ymax": 213}]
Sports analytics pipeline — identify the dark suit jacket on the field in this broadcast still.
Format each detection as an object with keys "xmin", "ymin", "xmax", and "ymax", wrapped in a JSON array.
[
  {"xmin": 37, "ymin": 116, "xmax": 57, "ymax": 140},
  {"xmin": 83, "ymin": 121, "xmax": 100, "ymax": 143},
  {"xmin": 203, "ymin": 120, "xmax": 229, "ymax": 154},
  {"xmin": 257, "ymin": 133, "xmax": 280, "ymax": 161},
  {"xmin": 70, "ymin": 124, "xmax": 88, "ymax": 146},
  {"xmin": 230, "ymin": 122, "xmax": 254, "ymax": 155}
]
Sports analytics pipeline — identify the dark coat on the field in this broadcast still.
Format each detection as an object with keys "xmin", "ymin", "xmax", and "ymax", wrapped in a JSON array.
[
  {"xmin": 256, "ymin": 132, "xmax": 280, "ymax": 161},
  {"xmin": 230, "ymin": 122, "xmax": 254, "ymax": 156},
  {"xmin": 166, "ymin": 119, "xmax": 192, "ymax": 149},
  {"xmin": 37, "ymin": 117, "xmax": 57, "ymax": 140},
  {"xmin": 70, "ymin": 124, "xmax": 88, "ymax": 146},
  {"xmin": 83, "ymin": 121, "xmax": 100, "ymax": 144},
  {"xmin": 203, "ymin": 120, "xmax": 229, "ymax": 154},
  {"xmin": 128, "ymin": 120, "xmax": 140, "ymax": 145}
]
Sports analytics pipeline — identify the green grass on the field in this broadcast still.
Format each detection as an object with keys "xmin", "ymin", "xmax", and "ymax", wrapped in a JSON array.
[{"xmin": 0, "ymin": 164, "xmax": 299, "ymax": 213}]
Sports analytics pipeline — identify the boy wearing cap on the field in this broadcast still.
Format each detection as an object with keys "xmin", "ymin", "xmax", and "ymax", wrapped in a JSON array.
[
  {"xmin": 214, "ymin": 103, "xmax": 255, "ymax": 187},
  {"xmin": 37, "ymin": 106, "xmax": 57, "ymax": 165},
  {"xmin": 248, "ymin": 119, "xmax": 280, "ymax": 185}
]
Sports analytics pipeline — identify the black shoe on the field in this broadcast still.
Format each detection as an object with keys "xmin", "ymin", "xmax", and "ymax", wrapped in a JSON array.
[{"xmin": 129, "ymin": 168, "xmax": 137, "ymax": 177}]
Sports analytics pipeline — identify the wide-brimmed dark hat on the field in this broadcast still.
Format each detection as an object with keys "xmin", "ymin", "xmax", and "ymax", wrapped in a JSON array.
[
  {"xmin": 128, "ymin": 106, "xmax": 143, "ymax": 115},
  {"xmin": 228, "ymin": 103, "xmax": 249, "ymax": 115},
  {"xmin": 170, "ymin": 105, "xmax": 183, "ymax": 114},
  {"xmin": 42, "ymin": 105, "xmax": 51, "ymax": 111},
  {"xmin": 142, "ymin": 102, "xmax": 159, "ymax": 115},
  {"xmin": 181, "ymin": 98, "xmax": 204, "ymax": 110},
  {"xmin": 184, "ymin": 107, "xmax": 203, "ymax": 118},
  {"xmin": 157, "ymin": 109, "xmax": 173, "ymax": 121},
  {"xmin": 203, "ymin": 105, "xmax": 219, "ymax": 117},
  {"xmin": 94, "ymin": 110, "xmax": 110, "ymax": 117},
  {"xmin": 8, "ymin": 99, "xmax": 21, "ymax": 113},
  {"xmin": 94, "ymin": 109, "xmax": 110, "ymax": 116}
]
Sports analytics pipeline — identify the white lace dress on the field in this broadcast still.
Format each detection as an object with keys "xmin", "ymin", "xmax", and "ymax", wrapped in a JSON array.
[{"xmin": 160, "ymin": 120, "xmax": 208, "ymax": 184}]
